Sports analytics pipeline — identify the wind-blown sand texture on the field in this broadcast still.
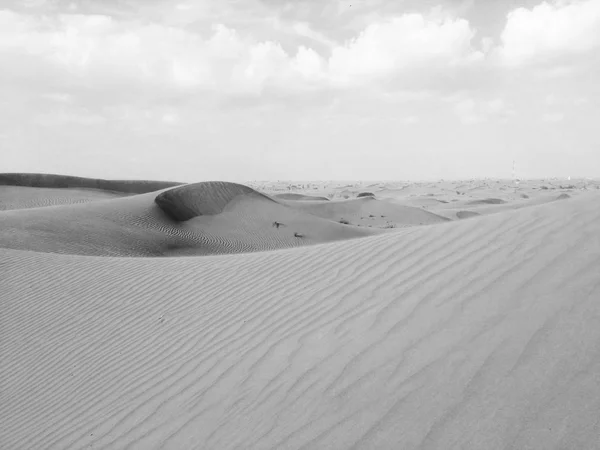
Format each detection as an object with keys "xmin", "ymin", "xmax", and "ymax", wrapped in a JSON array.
[
  {"xmin": 2, "ymin": 174, "xmax": 600, "ymax": 449},
  {"xmin": 0, "ymin": 180, "xmax": 376, "ymax": 257}
]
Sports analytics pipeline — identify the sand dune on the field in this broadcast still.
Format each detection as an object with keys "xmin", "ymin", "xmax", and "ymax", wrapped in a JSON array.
[
  {"xmin": 274, "ymin": 193, "xmax": 330, "ymax": 201},
  {"xmin": 284, "ymin": 196, "xmax": 449, "ymax": 228},
  {"xmin": 456, "ymin": 210, "xmax": 481, "ymax": 219},
  {"xmin": 0, "ymin": 185, "xmax": 127, "ymax": 211},
  {"xmin": 2, "ymin": 177, "xmax": 600, "ymax": 449},
  {"xmin": 0, "ymin": 173, "xmax": 183, "ymax": 212},
  {"xmin": 0, "ymin": 173, "xmax": 182, "ymax": 193},
  {"xmin": 467, "ymin": 198, "xmax": 506, "ymax": 205},
  {"xmin": 155, "ymin": 181, "xmax": 277, "ymax": 221},
  {"xmin": 0, "ymin": 180, "xmax": 377, "ymax": 256}
]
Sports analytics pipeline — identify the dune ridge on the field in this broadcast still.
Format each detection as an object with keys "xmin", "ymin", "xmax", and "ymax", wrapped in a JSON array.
[
  {"xmin": 0, "ymin": 182, "xmax": 377, "ymax": 256},
  {"xmin": 0, "ymin": 173, "xmax": 184, "ymax": 212},
  {"xmin": 2, "ymin": 191, "xmax": 600, "ymax": 449},
  {"xmin": 274, "ymin": 193, "xmax": 330, "ymax": 201},
  {"xmin": 0, "ymin": 173, "xmax": 183, "ymax": 194},
  {"xmin": 287, "ymin": 196, "xmax": 449, "ymax": 227},
  {"xmin": 155, "ymin": 181, "xmax": 278, "ymax": 221},
  {"xmin": 0, "ymin": 185, "xmax": 127, "ymax": 211}
]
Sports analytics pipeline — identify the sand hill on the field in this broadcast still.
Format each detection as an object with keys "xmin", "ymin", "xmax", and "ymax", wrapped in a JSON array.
[
  {"xmin": 0, "ymin": 173, "xmax": 182, "ymax": 212},
  {"xmin": 282, "ymin": 196, "xmax": 449, "ymax": 228},
  {"xmin": 274, "ymin": 193, "xmax": 330, "ymax": 201},
  {"xmin": 1, "ymin": 174, "xmax": 600, "ymax": 449},
  {"xmin": 0, "ymin": 179, "xmax": 377, "ymax": 257}
]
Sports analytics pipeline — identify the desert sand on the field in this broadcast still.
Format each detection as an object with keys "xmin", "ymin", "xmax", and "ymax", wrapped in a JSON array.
[{"xmin": 1, "ymin": 173, "xmax": 600, "ymax": 449}]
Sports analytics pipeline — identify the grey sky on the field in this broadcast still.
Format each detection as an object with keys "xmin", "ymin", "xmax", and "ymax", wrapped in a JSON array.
[{"xmin": 1, "ymin": 0, "xmax": 599, "ymax": 181}]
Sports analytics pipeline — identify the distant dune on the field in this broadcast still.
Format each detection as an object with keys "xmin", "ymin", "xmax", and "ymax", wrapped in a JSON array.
[
  {"xmin": 274, "ymin": 193, "xmax": 330, "ymax": 201},
  {"xmin": 467, "ymin": 198, "xmax": 507, "ymax": 205},
  {"xmin": 155, "ymin": 181, "xmax": 277, "ymax": 221},
  {"xmin": 0, "ymin": 173, "xmax": 182, "ymax": 193},
  {"xmin": 0, "ymin": 173, "xmax": 183, "ymax": 212},
  {"xmin": 2, "ymin": 175, "xmax": 600, "ymax": 450},
  {"xmin": 456, "ymin": 210, "xmax": 481, "ymax": 219},
  {"xmin": 0, "ymin": 185, "xmax": 127, "ymax": 211},
  {"xmin": 0, "ymin": 178, "xmax": 377, "ymax": 256},
  {"xmin": 286, "ymin": 196, "xmax": 449, "ymax": 228}
]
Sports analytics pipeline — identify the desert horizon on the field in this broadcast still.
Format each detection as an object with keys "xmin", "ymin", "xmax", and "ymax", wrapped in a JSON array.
[
  {"xmin": 2, "ymin": 0, "xmax": 600, "ymax": 448},
  {"xmin": 2, "ymin": 172, "xmax": 600, "ymax": 449}
]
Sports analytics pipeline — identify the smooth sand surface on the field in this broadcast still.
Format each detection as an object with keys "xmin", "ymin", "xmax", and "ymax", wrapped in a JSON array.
[
  {"xmin": 2, "ymin": 175, "xmax": 600, "ymax": 449},
  {"xmin": 282, "ymin": 196, "xmax": 449, "ymax": 228}
]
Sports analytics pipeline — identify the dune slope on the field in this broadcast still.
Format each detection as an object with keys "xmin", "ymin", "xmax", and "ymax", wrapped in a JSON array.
[
  {"xmin": 286, "ymin": 196, "xmax": 449, "ymax": 227},
  {"xmin": 1, "ymin": 193, "xmax": 599, "ymax": 449},
  {"xmin": 0, "ymin": 182, "xmax": 376, "ymax": 256},
  {"xmin": 0, "ymin": 173, "xmax": 184, "ymax": 212},
  {"xmin": 274, "ymin": 193, "xmax": 330, "ymax": 201},
  {"xmin": 0, "ymin": 173, "xmax": 183, "ymax": 194},
  {"xmin": 0, "ymin": 185, "xmax": 127, "ymax": 211}
]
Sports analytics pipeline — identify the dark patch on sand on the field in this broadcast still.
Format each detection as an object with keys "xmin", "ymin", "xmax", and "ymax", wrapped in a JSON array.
[
  {"xmin": 155, "ymin": 181, "xmax": 278, "ymax": 221},
  {"xmin": 467, "ymin": 198, "xmax": 506, "ymax": 205},
  {"xmin": 275, "ymin": 193, "xmax": 330, "ymax": 201},
  {"xmin": 456, "ymin": 210, "xmax": 481, "ymax": 219}
]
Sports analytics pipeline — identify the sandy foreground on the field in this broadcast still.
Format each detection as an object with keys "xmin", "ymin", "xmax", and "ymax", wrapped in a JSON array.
[{"xmin": 1, "ymin": 174, "xmax": 600, "ymax": 449}]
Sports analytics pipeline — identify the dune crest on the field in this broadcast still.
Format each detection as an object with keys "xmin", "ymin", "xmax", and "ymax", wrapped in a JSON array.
[
  {"xmin": 0, "ymin": 173, "xmax": 182, "ymax": 194},
  {"xmin": 155, "ymin": 181, "xmax": 276, "ymax": 221},
  {"xmin": 274, "ymin": 193, "xmax": 330, "ymax": 201},
  {"xmin": 0, "ymin": 181, "xmax": 377, "ymax": 257}
]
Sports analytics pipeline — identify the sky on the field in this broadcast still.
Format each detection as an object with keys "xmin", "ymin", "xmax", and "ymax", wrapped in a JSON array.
[{"xmin": 1, "ymin": 0, "xmax": 599, "ymax": 182}]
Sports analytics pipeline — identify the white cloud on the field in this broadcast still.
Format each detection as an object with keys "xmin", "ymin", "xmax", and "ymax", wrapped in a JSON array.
[
  {"xmin": 545, "ymin": 93, "xmax": 558, "ymax": 105},
  {"xmin": 0, "ymin": 11, "xmax": 303, "ymax": 93},
  {"xmin": 497, "ymin": 0, "xmax": 600, "ymax": 66},
  {"xmin": 35, "ymin": 108, "xmax": 106, "ymax": 126},
  {"xmin": 542, "ymin": 111, "xmax": 565, "ymax": 122},
  {"xmin": 101, "ymin": 104, "xmax": 183, "ymax": 131},
  {"xmin": 545, "ymin": 93, "xmax": 591, "ymax": 107},
  {"xmin": 0, "ymin": 8, "xmax": 485, "ymax": 94},
  {"xmin": 161, "ymin": 111, "xmax": 179, "ymax": 124},
  {"xmin": 291, "ymin": 46, "xmax": 325, "ymax": 80},
  {"xmin": 327, "ymin": 13, "xmax": 483, "ymax": 85},
  {"xmin": 454, "ymin": 98, "xmax": 484, "ymax": 124},
  {"xmin": 41, "ymin": 92, "xmax": 73, "ymax": 103},
  {"xmin": 401, "ymin": 116, "xmax": 420, "ymax": 125},
  {"xmin": 291, "ymin": 22, "xmax": 337, "ymax": 48},
  {"xmin": 452, "ymin": 97, "xmax": 515, "ymax": 124}
]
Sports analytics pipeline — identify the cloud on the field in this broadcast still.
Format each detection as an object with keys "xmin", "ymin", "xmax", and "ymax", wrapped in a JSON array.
[
  {"xmin": 0, "ymin": 7, "xmax": 484, "ymax": 96},
  {"xmin": 291, "ymin": 22, "xmax": 337, "ymax": 48},
  {"xmin": 542, "ymin": 111, "xmax": 565, "ymax": 122},
  {"xmin": 41, "ymin": 92, "xmax": 73, "ymax": 103},
  {"xmin": 401, "ymin": 115, "xmax": 420, "ymax": 125},
  {"xmin": 497, "ymin": 0, "xmax": 600, "ymax": 66},
  {"xmin": 545, "ymin": 93, "xmax": 592, "ymax": 108},
  {"xmin": 0, "ymin": 10, "xmax": 304, "ymax": 94},
  {"xmin": 452, "ymin": 97, "xmax": 515, "ymax": 124},
  {"xmin": 545, "ymin": 93, "xmax": 558, "ymax": 106},
  {"xmin": 34, "ymin": 108, "xmax": 106, "ymax": 126},
  {"xmin": 327, "ymin": 13, "xmax": 483, "ymax": 85}
]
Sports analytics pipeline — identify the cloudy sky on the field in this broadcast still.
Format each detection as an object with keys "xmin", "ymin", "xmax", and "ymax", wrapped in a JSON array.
[{"xmin": 1, "ymin": 0, "xmax": 599, "ymax": 181}]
